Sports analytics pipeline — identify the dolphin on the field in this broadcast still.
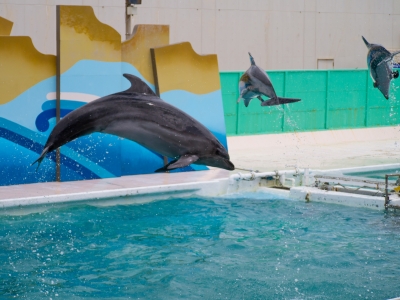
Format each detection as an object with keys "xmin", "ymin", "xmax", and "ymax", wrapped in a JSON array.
[
  {"xmin": 237, "ymin": 52, "xmax": 301, "ymax": 107},
  {"xmin": 362, "ymin": 36, "xmax": 400, "ymax": 99},
  {"xmin": 32, "ymin": 74, "xmax": 234, "ymax": 173}
]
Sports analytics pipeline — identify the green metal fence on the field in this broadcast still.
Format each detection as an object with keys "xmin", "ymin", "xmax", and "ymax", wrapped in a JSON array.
[{"xmin": 220, "ymin": 69, "xmax": 400, "ymax": 136}]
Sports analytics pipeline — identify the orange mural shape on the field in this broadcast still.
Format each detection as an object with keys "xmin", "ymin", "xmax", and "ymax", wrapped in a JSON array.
[
  {"xmin": 122, "ymin": 25, "xmax": 169, "ymax": 86},
  {"xmin": 0, "ymin": 16, "xmax": 13, "ymax": 36},
  {"xmin": 58, "ymin": 5, "xmax": 121, "ymax": 74},
  {"xmin": 151, "ymin": 42, "xmax": 221, "ymax": 95},
  {"xmin": 0, "ymin": 36, "xmax": 56, "ymax": 105}
]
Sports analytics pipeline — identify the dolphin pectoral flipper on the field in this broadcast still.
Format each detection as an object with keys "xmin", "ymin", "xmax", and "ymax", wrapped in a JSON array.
[
  {"xmin": 155, "ymin": 154, "xmax": 199, "ymax": 172},
  {"xmin": 261, "ymin": 97, "xmax": 301, "ymax": 107},
  {"xmin": 257, "ymin": 96, "xmax": 264, "ymax": 103}
]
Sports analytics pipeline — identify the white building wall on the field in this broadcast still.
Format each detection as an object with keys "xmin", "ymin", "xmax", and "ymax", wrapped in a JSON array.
[
  {"xmin": 0, "ymin": 0, "xmax": 125, "ymax": 55},
  {"xmin": 1, "ymin": 0, "xmax": 400, "ymax": 71}
]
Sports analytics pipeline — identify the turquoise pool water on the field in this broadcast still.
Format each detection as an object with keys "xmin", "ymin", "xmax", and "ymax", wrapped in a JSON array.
[
  {"xmin": 344, "ymin": 168, "xmax": 400, "ymax": 180},
  {"xmin": 1, "ymin": 193, "xmax": 400, "ymax": 299}
]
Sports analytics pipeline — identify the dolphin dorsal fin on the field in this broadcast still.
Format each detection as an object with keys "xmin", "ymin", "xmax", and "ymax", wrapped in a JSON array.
[
  {"xmin": 362, "ymin": 36, "xmax": 371, "ymax": 49},
  {"xmin": 123, "ymin": 74, "xmax": 157, "ymax": 96},
  {"xmin": 248, "ymin": 52, "xmax": 256, "ymax": 66}
]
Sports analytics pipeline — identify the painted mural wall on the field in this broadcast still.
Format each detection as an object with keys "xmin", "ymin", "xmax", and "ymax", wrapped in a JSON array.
[
  {"xmin": 0, "ymin": 17, "xmax": 57, "ymax": 185},
  {"xmin": 56, "ymin": 6, "xmax": 170, "ymax": 181},
  {"xmin": 0, "ymin": 6, "xmax": 228, "ymax": 186},
  {"xmin": 151, "ymin": 42, "xmax": 229, "ymax": 172}
]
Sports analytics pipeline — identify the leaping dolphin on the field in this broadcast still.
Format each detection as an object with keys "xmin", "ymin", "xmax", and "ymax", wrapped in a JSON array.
[
  {"xmin": 237, "ymin": 53, "xmax": 301, "ymax": 107},
  {"xmin": 362, "ymin": 36, "xmax": 400, "ymax": 99},
  {"xmin": 32, "ymin": 74, "xmax": 234, "ymax": 173}
]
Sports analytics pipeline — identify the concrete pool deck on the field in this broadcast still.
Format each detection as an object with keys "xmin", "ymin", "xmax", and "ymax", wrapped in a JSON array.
[
  {"xmin": 228, "ymin": 126, "xmax": 400, "ymax": 172},
  {"xmin": 0, "ymin": 126, "xmax": 399, "ymax": 208}
]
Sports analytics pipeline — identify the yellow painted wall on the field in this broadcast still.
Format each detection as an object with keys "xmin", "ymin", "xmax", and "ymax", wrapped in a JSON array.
[
  {"xmin": 152, "ymin": 42, "xmax": 220, "ymax": 95},
  {"xmin": 122, "ymin": 25, "xmax": 169, "ymax": 86},
  {"xmin": 0, "ymin": 16, "xmax": 13, "ymax": 36},
  {"xmin": 59, "ymin": 6, "xmax": 121, "ymax": 74},
  {"xmin": 0, "ymin": 36, "xmax": 56, "ymax": 105}
]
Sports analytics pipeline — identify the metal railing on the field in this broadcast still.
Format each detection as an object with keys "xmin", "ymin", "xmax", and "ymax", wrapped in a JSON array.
[{"xmin": 385, "ymin": 174, "xmax": 400, "ymax": 209}]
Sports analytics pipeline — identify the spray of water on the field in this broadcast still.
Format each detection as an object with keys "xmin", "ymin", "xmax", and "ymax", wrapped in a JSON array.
[{"xmin": 388, "ymin": 63, "xmax": 400, "ymax": 149}]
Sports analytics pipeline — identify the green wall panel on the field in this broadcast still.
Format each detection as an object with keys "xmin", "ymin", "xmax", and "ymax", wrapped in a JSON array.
[
  {"xmin": 284, "ymin": 110, "xmax": 326, "ymax": 132},
  {"xmin": 327, "ymin": 107, "xmax": 366, "ymax": 129},
  {"xmin": 286, "ymin": 71, "xmax": 327, "ymax": 93},
  {"xmin": 220, "ymin": 72, "xmax": 240, "ymax": 135},
  {"xmin": 220, "ymin": 69, "xmax": 400, "ymax": 136},
  {"xmin": 268, "ymin": 72, "xmax": 285, "ymax": 96},
  {"xmin": 367, "ymin": 106, "xmax": 400, "ymax": 126}
]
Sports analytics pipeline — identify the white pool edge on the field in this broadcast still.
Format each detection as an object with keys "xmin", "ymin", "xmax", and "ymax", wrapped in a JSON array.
[{"xmin": 1, "ymin": 163, "xmax": 399, "ymax": 212}]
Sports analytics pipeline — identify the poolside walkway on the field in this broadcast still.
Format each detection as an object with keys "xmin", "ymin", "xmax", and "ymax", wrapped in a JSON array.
[
  {"xmin": 0, "ymin": 169, "xmax": 230, "ymax": 202},
  {"xmin": 228, "ymin": 126, "xmax": 400, "ymax": 172}
]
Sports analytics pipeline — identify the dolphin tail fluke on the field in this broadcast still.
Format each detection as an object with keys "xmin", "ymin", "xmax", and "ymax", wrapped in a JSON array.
[
  {"xmin": 391, "ymin": 49, "xmax": 400, "ymax": 58},
  {"xmin": 31, "ymin": 146, "xmax": 49, "ymax": 171},
  {"xmin": 379, "ymin": 50, "xmax": 400, "ymax": 65},
  {"xmin": 155, "ymin": 155, "xmax": 199, "ymax": 172},
  {"xmin": 362, "ymin": 36, "xmax": 370, "ymax": 48},
  {"xmin": 261, "ymin": 97, "xmax": 301, "ymax": 107}
]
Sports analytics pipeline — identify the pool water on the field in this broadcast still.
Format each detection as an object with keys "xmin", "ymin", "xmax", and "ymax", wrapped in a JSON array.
[
  {"xmin": 1, "ymin": 193, "xmax": 400, "ymax": 299},
  {"xmin": 344, "ymin": 168, "xmax": 400, "ymax": 180}
]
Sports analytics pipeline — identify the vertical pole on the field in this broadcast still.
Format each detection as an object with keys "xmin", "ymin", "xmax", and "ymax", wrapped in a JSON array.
[
  {"xmin": 385, "ymin": 175, "xmax": 389, "ymax": 209},
  {"xmin": 56, "ymin": 6, "xmax": 61, "ymax": 182},
  {"xmin": 236, "ymin": 72, "xmax": 240, "ymax": 135},
  {"xmin": 150, "ymin": 48, "xmax": 168, "ymax": 167},
  {"xmin": 125, "ymin": 0, "xmax": 132, "ymax": 40},
  {"xmin": 150, "ymin": 49, "xmax": 160, "ymax": 96},
  {"xmin": 365, "ymin": 70, "xmax": 369, "ymax": 127},
  {"xmin": 325, "ymin": 71, "xmax": 330, "ymax": 129}
]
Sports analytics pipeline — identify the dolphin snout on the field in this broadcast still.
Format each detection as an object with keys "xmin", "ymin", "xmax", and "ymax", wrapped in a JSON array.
[
  {"xmin": 214, "ymin": 149, "xmax": 235, "ymax": 170},
  {"xmin": 222, "ymin": 159, "xmax": 235, "ymax": 171}
]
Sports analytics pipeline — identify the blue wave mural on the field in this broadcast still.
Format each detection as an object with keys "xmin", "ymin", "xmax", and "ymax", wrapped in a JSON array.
[
  {"xmin": 0, "ymin": 59, "xmax": 227, "ymax": 185},
  {"xmin": 0, "ymin": 118, "xmax": 114, "ymax": 184}
]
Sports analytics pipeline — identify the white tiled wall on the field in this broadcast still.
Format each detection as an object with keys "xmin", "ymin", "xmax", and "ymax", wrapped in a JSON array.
[
  {"xmin": 1, "ymin": 0, "xmax": 399, "ymax": 70},
  {"xmin": 0, "ymin": 0, "xmax": 125, "ymax": 55}
]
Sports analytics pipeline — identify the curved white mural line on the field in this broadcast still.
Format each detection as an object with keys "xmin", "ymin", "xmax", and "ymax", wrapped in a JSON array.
[{"xmin": 46, "ymin": 92, "xmax": 100, "ymax": 102}]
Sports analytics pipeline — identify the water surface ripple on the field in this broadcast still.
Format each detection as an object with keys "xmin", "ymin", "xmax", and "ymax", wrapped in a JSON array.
[{"xmin": 1, "ymin": 193, "xmax": 400, "ymax": 299}]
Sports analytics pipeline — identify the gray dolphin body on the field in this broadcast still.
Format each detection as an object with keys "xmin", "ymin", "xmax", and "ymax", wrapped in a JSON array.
[
  {"xmin": 362, "ymin": 36, "xmax": 400, "ymax": 99},
  {"xmin": 237, "ymin": 53, "xmax": 301, "ymax": 107},
  {"xmin": 33, "ymin": 74, "xmax": 234, "ymax": 172}
]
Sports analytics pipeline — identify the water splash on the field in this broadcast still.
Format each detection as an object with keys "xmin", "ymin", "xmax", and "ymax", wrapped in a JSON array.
[{"xmin": 389, "ymin": 79, "xmax": 398, "ymax": 120}]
